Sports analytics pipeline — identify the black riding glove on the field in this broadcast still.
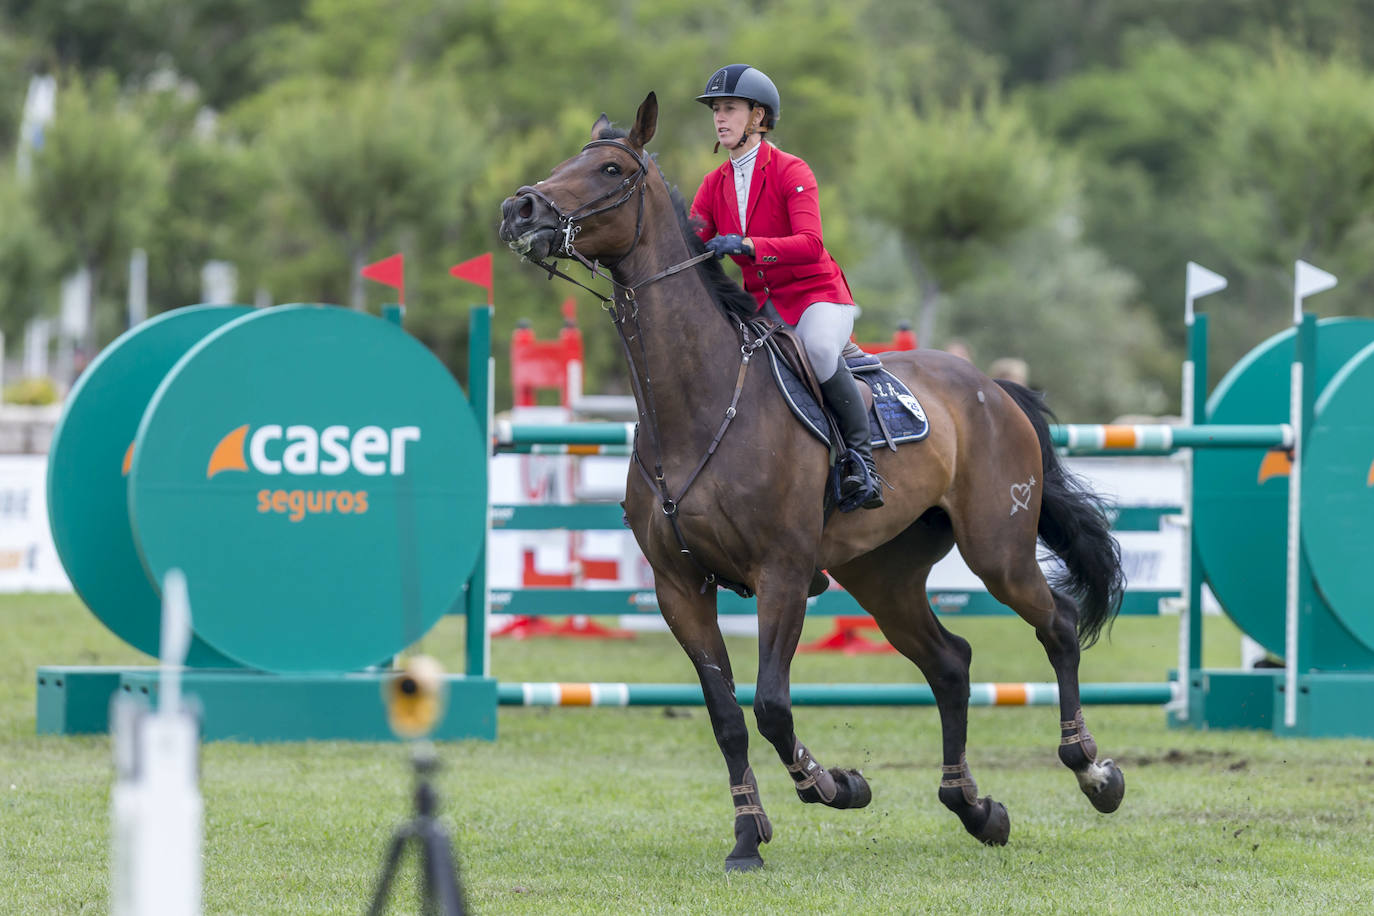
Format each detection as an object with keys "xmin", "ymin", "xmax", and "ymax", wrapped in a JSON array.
[{"xmin": 705, "ymin": 234, "xmax": 748, "ymax": 258}]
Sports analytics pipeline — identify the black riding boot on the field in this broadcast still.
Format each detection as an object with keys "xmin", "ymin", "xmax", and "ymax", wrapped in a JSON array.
[{"xmin": 819, "ymin": 363, "xmax": 884, "ymax": 510}]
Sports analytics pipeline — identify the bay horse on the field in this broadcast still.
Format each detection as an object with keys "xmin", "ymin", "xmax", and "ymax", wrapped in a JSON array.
[{"xmin": 499, "ymin": 92, "xmax": 1127, "ymax": 871}]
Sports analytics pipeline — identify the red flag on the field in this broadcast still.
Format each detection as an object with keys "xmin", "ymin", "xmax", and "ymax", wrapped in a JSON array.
[
  {"xmin": 360, "ymin": 253, "xmax": 405, "ymax": 304},
  {"xmin": 450, "ymin": 253, "xmax": 494, "ymax": 305}
]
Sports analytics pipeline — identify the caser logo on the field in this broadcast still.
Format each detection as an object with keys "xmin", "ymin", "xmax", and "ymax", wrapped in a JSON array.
[
  {"xmin": 206, "ymin": 424, "xmax": 421, "ymax": 479},
  {"xmin": 203, "ymin": 423, "xmax": 422, "ymax": 523}
]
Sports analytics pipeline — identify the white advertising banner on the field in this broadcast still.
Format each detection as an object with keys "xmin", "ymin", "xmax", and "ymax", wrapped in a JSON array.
[{"xmin": 0, "ymin": 455, "xmax": 71, "ymax": 592}]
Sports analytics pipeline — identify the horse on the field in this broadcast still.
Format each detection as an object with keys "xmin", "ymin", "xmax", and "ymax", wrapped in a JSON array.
[{"xmin": 499, "ymin": 92, "xmax": 1127, "ymax": 871}]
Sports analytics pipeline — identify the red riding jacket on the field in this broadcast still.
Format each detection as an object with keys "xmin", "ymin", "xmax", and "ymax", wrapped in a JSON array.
[{"xmin": 691, "ymin": 141, "xmax": 853, "ymax": 325}]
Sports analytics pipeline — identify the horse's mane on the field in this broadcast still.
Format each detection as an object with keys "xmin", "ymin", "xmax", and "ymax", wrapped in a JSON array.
[{"xmin": 598, "ymin": 125, "xmax": 759, "ymax": 323}]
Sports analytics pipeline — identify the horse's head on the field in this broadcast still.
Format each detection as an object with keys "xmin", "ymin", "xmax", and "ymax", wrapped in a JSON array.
[{"xmin": 499, "ymin": 93, "xmax": 659, "ymax": 265}]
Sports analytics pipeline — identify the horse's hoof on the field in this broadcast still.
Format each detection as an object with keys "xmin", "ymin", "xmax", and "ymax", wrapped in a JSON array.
[
  {"xmin": 832, "ymin": 768, "xmax": 872, "ymax": 809},
  {"xmin": 1084, "ymin": 759, "xmax": 1125, "ymax": 813},
  {"xmin": 975, "ymin": 799, "xmax": 1010, "ymax": 846},
  {"xmin": 725, "ymin": 854, "xmax": 764, "ymax": 872}
]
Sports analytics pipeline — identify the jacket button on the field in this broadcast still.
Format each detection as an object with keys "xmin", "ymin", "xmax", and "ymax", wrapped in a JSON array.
[{"xmin": 757, "ymin": 270, "xmax": 765, "ymax": 279}]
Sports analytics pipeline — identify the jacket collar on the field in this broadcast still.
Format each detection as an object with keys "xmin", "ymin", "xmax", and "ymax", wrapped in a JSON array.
[
  {"xmin": 718, "ymin": 139, "xmax": 773, "ymax": 175},
  {"xmin": 718, "ymin": 141, "xmax": 772, "ymax": 232}
]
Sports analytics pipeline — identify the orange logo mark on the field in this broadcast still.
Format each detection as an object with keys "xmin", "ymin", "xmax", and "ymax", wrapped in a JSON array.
[
  {"xmin": 1367, "ymin": 458, "xmax": 1374, "ymax": 487},
  {"xmin": 206, "ymin": 425, "xmax": 250, "ymax": 479},
  {"xmin": 1257, "ymin": 449, "xmax": 1292, "ymax": 484},
  {"xmin": 121, "ymin": 441, "xmax": 134, "ymax": 477}
]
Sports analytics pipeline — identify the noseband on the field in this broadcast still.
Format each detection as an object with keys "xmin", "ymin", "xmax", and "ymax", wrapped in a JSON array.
[{"xmin": 516, "ymin": 138, "xmax": 652, "ymax": 272}]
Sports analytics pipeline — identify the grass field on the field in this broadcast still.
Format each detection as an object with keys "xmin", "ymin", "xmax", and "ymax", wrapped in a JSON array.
[{"xmin": 2, "ymin": 593, "xmax": 1372, "ymax": 915}]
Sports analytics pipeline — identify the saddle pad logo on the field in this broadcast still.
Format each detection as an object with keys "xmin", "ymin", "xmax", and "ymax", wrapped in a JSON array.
[{"xmin": 898, "ymin": 393, "xmax": 926, "ymax": 422}]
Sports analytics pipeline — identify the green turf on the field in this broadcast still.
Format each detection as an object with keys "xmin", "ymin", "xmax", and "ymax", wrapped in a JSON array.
[{"xmin": 2, "ymin": 594, "xmax": 1372, "ymax": 915}]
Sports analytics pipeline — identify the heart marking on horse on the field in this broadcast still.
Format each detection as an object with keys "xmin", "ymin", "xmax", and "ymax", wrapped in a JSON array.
[{"xmin": 1009, "ymin": 476, "xmax": 1036, "ymax": 516}]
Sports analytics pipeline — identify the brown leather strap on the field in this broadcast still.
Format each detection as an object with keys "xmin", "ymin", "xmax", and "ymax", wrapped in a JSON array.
[
  {"xmin": 729, "ymin": 767, "xmax": 772, "ymax": 843},
  {"xmin": 1060, "ymin": 709, "xmax": 1098, "ymax": 758},
  {"xmin": 787, "ymin": 740, "xmax": 837, "ymax": 803},
  {"xmin": 940, "ymin": 756, "xmax": 979, "ymax": 805}
]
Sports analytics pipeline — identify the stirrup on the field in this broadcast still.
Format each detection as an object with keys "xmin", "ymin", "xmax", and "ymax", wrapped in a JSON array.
[{"xmin": 836, "ymin": 451, "xmax": 884, "ymax": 512}]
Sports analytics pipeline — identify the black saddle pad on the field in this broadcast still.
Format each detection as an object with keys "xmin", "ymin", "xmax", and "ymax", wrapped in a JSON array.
[{"xmin": 767, "ymin": 348, "xmax": 930, "ymax": 450}]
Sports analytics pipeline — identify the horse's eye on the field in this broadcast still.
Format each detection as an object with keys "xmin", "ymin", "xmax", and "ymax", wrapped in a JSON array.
[{"xmin": 602, "ymin": 163, "xmax": 621, "ymax": 176}]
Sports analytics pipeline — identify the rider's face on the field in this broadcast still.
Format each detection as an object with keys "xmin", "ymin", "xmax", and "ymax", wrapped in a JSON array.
[{"xmin": 711, "ymin": 98, "xmax": 761, "ymax": 155}]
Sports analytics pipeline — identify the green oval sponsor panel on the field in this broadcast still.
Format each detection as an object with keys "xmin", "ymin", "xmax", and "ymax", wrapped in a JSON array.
[
  {"xmin": 129, "ymin": 305, "xmax": 486, "ymax": 674},
  {"xmin": 47, "ymin": 305, "xmax": 250, "ymax": 666},
  {"xmin": 1302, "ymin": 340, "xmax": 1374, "ymax": 653},
  {"xmin": 1194, "ymin": 318, "xmax": 1374, "ymax": 657}
]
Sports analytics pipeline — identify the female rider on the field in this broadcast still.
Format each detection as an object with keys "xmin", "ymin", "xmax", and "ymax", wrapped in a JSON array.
[{"xmin": 690, "ymin": 64, "xmax": 883, "ymax": 510}]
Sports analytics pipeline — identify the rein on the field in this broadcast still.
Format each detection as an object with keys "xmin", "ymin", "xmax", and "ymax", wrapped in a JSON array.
[{"xmin": 519, "ymin": 137, "xmax": 758, "ymax": 596}]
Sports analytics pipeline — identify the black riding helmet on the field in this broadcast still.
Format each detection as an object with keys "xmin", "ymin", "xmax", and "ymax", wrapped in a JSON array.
[{"xmin": 696, "ymin": 64, "xmax": 780, "ymax": 129}]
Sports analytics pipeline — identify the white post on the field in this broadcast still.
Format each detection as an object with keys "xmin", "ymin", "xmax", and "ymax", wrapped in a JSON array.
[
  {"xmin": 22, "ymin": 319, "xmax": 50, "ymax": 380},
  {"xmin": 1284, "ymin": 261, "xmax": 1336, "ymax": 728},
  {"xmin": 1176, "ymin": 262, "xmax": 1227, "ymax": 722},
  {"xmin": 128, "ymin": 249, "xmax": 148, "ymax": 328},
  {"xmin": 111, "ymin": 569, "xmax": 202, "ymax": 916}
]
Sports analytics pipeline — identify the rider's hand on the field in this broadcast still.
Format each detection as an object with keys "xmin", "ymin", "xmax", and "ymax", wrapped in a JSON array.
[{"xmin": 705, "ymin": 234, "xmax": 749, "ymax": 259}]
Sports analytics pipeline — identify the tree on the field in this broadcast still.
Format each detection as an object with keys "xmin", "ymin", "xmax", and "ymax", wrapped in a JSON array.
[
  {"xmin": 856, "ymin": 93, "xmax": 1072, "ymax": 345},
  {"xmin": 1189, "ymin": 47, "xmax": 1374, "ymax": 370},
  {"xmin": 1027, "ymin": 40, "xmax": 1254, "ymax": 349},
  {"xmin": 132, "ymin": 87, "xmax": 271, "ymax": 313},
  {"xmin": 27, "ymin": 73, "xmax": 164, "ymax": 350},
  {"xmin": 943, "ymin": 217, "xmax": 1173, "ymax": 420},
  {"xmin": 242, "ymin": 78, "xmax": 484, "ymax": 317},
  {"xmin": 0, "ymin": 170, "xmax": 55, "ymax": 344}
]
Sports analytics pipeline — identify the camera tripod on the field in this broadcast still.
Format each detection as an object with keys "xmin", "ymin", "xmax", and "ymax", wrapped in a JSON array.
[{"xmin": 366, "ymin": 745, "xmax": 466, "ymax": 916}]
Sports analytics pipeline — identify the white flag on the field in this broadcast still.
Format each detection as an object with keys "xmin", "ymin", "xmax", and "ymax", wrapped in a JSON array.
[
  {"xmin": 1295, "ymin": 260, "xmax": 1337, "ymax": 299},
  {"xmin": 1185, "ymin": 261, "xmax": 1227, "ymax": 300}
]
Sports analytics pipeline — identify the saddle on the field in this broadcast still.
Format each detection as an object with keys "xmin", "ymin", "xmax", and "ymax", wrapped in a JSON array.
[{"xmin": 757, "ymin": 321, "xmax": 930, "ymax": 456}]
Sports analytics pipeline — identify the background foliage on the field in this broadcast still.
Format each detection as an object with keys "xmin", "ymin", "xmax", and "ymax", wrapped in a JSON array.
[{"xmin": 3, "ymin": 0, "xmax": 1374, "ymax": 417}]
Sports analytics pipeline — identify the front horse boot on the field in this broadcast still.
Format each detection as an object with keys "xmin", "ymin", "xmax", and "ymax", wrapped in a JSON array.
[{"xmin": 819, "ymin": 365, "xmax": 884, "ymax": 510}]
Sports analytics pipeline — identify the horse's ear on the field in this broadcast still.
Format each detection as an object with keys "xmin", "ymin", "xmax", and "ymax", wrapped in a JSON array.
[
  {"xmin": 591, "ymin": 113, "xmax": 613, "ymax": 140},
  {"xmin": 628, "ymin": 92, "xmax": 657, "ymax": 149}
]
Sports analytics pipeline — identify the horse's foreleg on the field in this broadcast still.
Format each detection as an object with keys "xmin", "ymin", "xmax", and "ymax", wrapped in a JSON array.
[
  {"xmin": 752, "ymin": 577, "xmax": 872, "ymax": 812},
  {"xmin": 1038, "ymin": 589, "xmax": 1126, "ymax": 813},
  {"xmin": 657, "ymin": 580, "xmax": 772, "ymax": 871}
]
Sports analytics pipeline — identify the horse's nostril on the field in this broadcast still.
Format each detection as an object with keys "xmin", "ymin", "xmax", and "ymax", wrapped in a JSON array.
[{"xmin": 516, "ymin": 195, "xmax": 534, "ymax": 223}]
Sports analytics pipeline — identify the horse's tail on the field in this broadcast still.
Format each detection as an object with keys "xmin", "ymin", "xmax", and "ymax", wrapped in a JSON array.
[{"xmin": 996, "ymin": 380, "xmax": 1125, "ymax": 648}]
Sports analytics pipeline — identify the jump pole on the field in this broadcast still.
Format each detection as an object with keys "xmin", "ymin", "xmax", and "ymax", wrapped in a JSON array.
[{"xmin": 498, "ymin": 681, "xmax": 1175, "ymax": 707}]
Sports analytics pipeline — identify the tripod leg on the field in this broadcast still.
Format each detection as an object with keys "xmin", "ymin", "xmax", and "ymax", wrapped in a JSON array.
[
  {"xmin": 422, "ymin": 825, "xmax": 466, "ymax": 916},
  {"xmin": 366, "ymin": 828, "xmax": 413, "ymax": 916},
  {"xmin": 420, "ymin": 842, "xmax": 438, "ymax": 916}
]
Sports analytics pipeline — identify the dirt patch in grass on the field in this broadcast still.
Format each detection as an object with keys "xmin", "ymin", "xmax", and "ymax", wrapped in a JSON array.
[{"xmin": 1134, "ymin": 747, "xmax": 1244, "ymax": 767}]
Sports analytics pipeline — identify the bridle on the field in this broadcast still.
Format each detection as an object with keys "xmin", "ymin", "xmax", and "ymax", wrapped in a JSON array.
[
  {"xmin": 512, "ymin": 136, "xmax": 765, "ymax": 598},
  {"xmin": 514, "ymin": 138, "xmax": 712, "ymax": 311}
]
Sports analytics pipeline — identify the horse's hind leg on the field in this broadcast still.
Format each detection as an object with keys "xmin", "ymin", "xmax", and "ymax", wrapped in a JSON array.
[
  {"xmin": 751, "ymin": 569, "xmax": 872, "ymax": 813},
  {"xmin": 1037, "ymin": 588, "xmax": 1126, "ymax": 813},
  {"xmin": 655, "ymin": 577, "xmax": 773, "ymax": 871},
  {"xmin": 830, "ymin": 520, "xmax": 1010, "ymax": 846},
  {"xmin": 953, "ymin": 505, "xmax": 1126, "ymax": 815}
]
